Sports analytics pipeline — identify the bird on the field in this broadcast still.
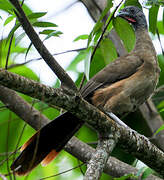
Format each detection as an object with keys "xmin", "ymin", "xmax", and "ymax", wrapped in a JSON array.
[{"xmin": 11, "ymin": 6, "xmax": 160, "ymax": 175}]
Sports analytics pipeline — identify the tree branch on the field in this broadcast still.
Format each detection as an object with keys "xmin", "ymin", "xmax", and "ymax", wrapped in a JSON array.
[
  {"xmin": 84, "ymin": 135, "xmax": 117, "ymax": 180},
  {"xmin": 0, "ymin": 85, "xmax": 49, "ymax": 129},
  {"xmin": 66, "ymin": 137, "xmax": 162, "ymax": 180},
  {"xmin": 0, "ymin": 77, "xmax": 161, "ymax": 179},
  {"xmin": 9, "ymin": 0, "xmax": 77, "ymax": 92},
  {"xmin": 0, "ymin": 69, "xmax": 164, "ymax": 177}
]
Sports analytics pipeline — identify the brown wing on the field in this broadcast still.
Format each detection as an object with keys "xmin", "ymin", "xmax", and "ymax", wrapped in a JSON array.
[{"xmin": 81, "ymin": 54, "xmax": 144, "ymax": 98}]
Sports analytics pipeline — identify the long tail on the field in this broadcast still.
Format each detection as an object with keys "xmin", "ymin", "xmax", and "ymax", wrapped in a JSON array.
[{"xmin": 10, "ymin": 112, "xmax": 83, "ymax": 175}]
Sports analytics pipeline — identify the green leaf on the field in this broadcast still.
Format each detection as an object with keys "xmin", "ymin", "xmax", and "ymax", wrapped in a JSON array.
[
  {"xmin": 154, "ymin": 124, "xmax": 164, "ymax": 135},
  {"xmin": 114, "ymin": 174, "xmax": 137, "ymax": 180},
  {"xmin": 25, "ymin": 42, "xmax": 33, "ymax": 60},
  {"xmin": 28, "ymin": 12, "xmax": 47, "ymax": 19},
  {"xmin": 39, "ymin": 29, "xmax": 55, "ymax": 35},
  {"xmin": 44, "ymin": 31, "xmax": 63, "ymax": 41},
  {"xmin": 88, "ymin": 22, "xmax": 103, "ymax": 46},
  {"xmin": 124, "ymin": 0, "xmax": 142, "ymax": 9},
  {"xmin": 74, "ymin": 34, "xmax": 89, "ymax": 42},
  {"xmin": 100, "ymin": 38, "xmax": 117, "ymax": 64},
  {"xmin": 136, "ymin": 167, "xmax": 147, "ymax": 177},
  {"xmin": 141, "ymin": 168, "xmax": 154, "ymax": 179},
  {"xmin": 149, "ymin": 4, "xmax": 159, "ymax": 35},
  {"xmin": 89, "ymin": 48, "xmax": 106, "ymax": 78},
  {"xmin": 9, "ymin": 65, "xmax": 39, "ymax": 81},
  {"xmin": 113, "ymin": 17, "xmax": 135, "ymax": 52},
  {"xmin": 67, "ymin": 50, "xmax": 87, "ymax": 72},
  {"xmin": 87, "ymin": 1, "xmax": 113, "ymax": 46},
  {"xmin": 0, "ymin": 0, "xmax": 16, "ymax": 13},
  {"xmin": 157, "ymin": 21, "xmax": 164, "ymax": 34},
  {"xmin": 4, "ymin": 15, "xmax": 15, "ymax": 26},
  {"xmin": 163, "ymin": 9, "xmax": 164, "ymax": 28},
  {"xmin": 33, "ymin": 21, "xmax": 58, "ymax": 27}
]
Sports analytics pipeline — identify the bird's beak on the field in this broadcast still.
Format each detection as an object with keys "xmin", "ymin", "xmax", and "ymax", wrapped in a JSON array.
[{"xmin": 117, "ymin": 11, "xmax": 136, "ymax": 23}]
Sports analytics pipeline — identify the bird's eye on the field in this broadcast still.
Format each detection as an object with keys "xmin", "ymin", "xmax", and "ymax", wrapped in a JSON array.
[{"xmin": 130, "ymin": 8, "xmax": 135, "ymax": 13}]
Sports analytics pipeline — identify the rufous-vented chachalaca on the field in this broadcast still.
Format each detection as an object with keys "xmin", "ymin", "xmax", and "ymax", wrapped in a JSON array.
[{"xmin": 11, "ymin": 6, "xmax": 160, "ymax": 175}]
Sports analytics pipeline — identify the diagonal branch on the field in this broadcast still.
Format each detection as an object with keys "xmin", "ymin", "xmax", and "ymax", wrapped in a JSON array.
[
  {"xmin": 0, "ymin": 69, "xmax": 164, "ymax": 177},
  {"xmin": 0, "ymin": 84, "xmax": 161, "ymax": 179},
  {"xmin": 8, "ymin": 0, "xmax": 77, "ymax": 92},
  {"xmin": 0, "ymin": 85, "xmax": 49, "ymax": 129}
]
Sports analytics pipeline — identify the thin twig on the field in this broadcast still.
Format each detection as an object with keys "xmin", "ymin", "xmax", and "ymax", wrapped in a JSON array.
[
  {"xmin": 9, "ymin": 0, "xmax": 77, "ymax": 92},
  {"xmin": 79, "ymin": 0, "xmax": 123, "ymax": 89},
  {"xmin": 156, "ymin": 28, "xmax": 164, "ymax": 56},
  {"xmin": 7, "ymin": 48, "xmax": 86, "ymax": 69},
  {"xmin": 38, "ymin": 163, "xmax": 85, "ymax": 180},
  {"xmin": 90, "ymin": 0, "xmax": 123, "ymax": 63}
]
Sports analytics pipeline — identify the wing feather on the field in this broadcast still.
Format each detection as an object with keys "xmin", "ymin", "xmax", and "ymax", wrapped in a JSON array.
[{"xmin": 81, "ymin": 54, "xmax": 143, "ymax": 98}]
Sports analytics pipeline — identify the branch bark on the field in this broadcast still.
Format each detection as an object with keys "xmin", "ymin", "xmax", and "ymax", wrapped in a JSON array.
[
  {"xmin": 0, "ymin": 85, "xmax": 49, "ymax": 129},
  {"xmin": 0, "ymin": 69, "xmax": 164, "ymax": 177},
  {"xmin": 84, "ymin": 135, "xmax": 117, "ymax": 180},
  {"xmin": 0, "ymin": 85, "xmax": 160, "ymax": 179}
]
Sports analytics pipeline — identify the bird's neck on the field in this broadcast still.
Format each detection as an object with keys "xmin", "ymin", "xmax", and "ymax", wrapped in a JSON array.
[{"xmin": 133, "ymin": 28, "xmax": 156, "ymax": 56}]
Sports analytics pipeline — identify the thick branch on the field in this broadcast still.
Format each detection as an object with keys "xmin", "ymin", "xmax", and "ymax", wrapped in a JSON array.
[
  {"xmin": 84, "ymin": 135, "xmax": 117, "ymax": 180},
  {"xmin": 9, "ymin": 0, "xmax": 77, "ymax": 92},
  {"xmin": 139, "ymin": 100, "xmax": 164, "ymax": 151},
  {"xmin": 0, "ymin": 69, "xmax": 164, "ymax": 176},
  {"xmin": 0, "ymin": 85, "xmax": 49, "ymax": 129},
  {"xmin": 66, "ymin": 137, "xmax": 162, "ymax": 180},
  {"xmin": 0, "ymin": 79, "xmax": 161, "ymax": 179}
]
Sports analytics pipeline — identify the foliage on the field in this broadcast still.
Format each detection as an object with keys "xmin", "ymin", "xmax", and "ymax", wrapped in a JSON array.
[{"xmin": 0, "ymin": 0, "xmax": 164, "ymax": 179}]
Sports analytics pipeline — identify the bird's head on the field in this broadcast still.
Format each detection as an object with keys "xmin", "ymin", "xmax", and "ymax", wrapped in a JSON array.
[{"xmin": 117, "ymin": 6, "xmax": 147, "ymax": 30}]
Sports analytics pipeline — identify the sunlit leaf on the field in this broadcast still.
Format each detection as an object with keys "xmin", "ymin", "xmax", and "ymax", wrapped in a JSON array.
[
  {"xmin": 113, "ymin": 174, "xmax": 136, "ymax": 180},
  {"xmin": 163, "ymin": 9, "xmax": 164, "ymax": 28},
  {"xmin": 157, "ymin": 21, "xmax": 164, "ymax": 34},
  {"xmin": 87, "ymin": 1, "xmax": 113, "ymax": 46},
  {"xmin": 73, "ymin": 34, "xmax": 89, "ymax": 42},
  {"xmin": 4, "ymin": 15, "xmax": 15, "ymax": 25},
  {"xmin": 25, "ymin": 42, "xmax": 33, "ymax": 60},
  {"xmin": 149, "ymin": 4, "xmax": 159, "ymax": 35},
  {"xmin": 89, "ymin": 48, "xmax": 106, "ymax": 78},
  {"xmin": 136, "ymin": 167, "xmax": 147, "ymax": 177},
  {"xmin": 124, "ymin": 0, "xmax": 142, "ymax": 8},
  {"xmin": 44, "ymin": 31, "xmax": 63, "ymax": 41},
  {"xmin": 28, "ymin": 12, "xmax": 47, "ymax": 19},
  {"xmin": 88, "ymin": 22, "xmax": 103, "ymax": 46},
  {"xmin": 141, "ymin": 168, "xmax": 154, "ymax": 179},
  {"xmin": 0, "ymin": 0, "xmax": 15, "ymax": 13},
  {"xmin": 100, "ymin": 38, "xmax": 117, "ymax": 64},
  {"xmin": 67, "ymin": 50, "xmax": 86, "ymax": 72},
  {"xmin": 154, "ymin": 124, "xmax": 164, "ymax": 135},
  {"xmin": 39, "ymin": 29, "xmax": 55, "ymax": 35},
  {"xmin": 33, "ymin": 21, "xmax": 57, "ymax": 27},
  {"xmin": 113, "ymin": 17, "xmax": 135, "ymax": 52}
]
